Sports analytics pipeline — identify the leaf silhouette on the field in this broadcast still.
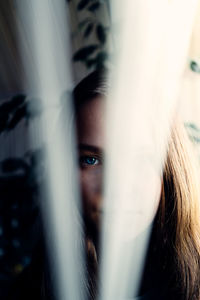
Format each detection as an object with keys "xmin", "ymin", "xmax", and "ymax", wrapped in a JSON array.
[
  {"xmin": 73, "ymin": 45, "xmax": 99, "ymax": 61},
  {"xmin": 77, "ymin": 0, "xmax": 91, "ymax": 10},
  {"xmin": 84, "ymin": 23, "xmax": 94, "ymax": 37},
  {"xmin": 0, "ymin": 94, "xmax": 25, "ymax": 115},
  {"xmin": 96, "ymin": 24, "xmax": 106, "ymax": 44},
  {"xmin": 185, "ymin": 122, "xmax": 200, "ymax": 132},
  {"xmin": 0, "ymin": 95, "xmax": 28, "ymax": 133},
  {"xmin": 190, "ymin": 61, "xmax": 200, "ymax": 73},
  {"xmin": 7, "ymin": 105, "xmax": 27, "ymax": 130},
  {"xmin": 88, "ymin": 2, "xmax": 100, "ymax": 12}
]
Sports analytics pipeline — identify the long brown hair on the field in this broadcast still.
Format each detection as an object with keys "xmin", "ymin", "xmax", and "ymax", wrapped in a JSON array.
[{"xmin": 155, "ymin": 120, "xmax": 200, "ymax": 299}]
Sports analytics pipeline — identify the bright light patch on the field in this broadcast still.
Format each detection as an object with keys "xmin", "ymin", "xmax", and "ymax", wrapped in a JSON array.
[
  {"xmin": 100, "ymin": 0, "xmax": 199, "ymax": 299},
  {"xmin": 16, "ymin": 1, "xmax": 85, "ymax": 300}
]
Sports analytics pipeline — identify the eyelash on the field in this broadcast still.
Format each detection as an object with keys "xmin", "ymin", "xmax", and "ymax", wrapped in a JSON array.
[{"xmin": 79, "ymin": 155, "xmax": 101, "ymax": 167}]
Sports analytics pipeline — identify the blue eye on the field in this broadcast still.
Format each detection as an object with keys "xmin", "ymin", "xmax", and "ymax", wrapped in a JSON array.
[{"xmin": 80, "ymin": 156, "xmax": 99, "ymax": 166}]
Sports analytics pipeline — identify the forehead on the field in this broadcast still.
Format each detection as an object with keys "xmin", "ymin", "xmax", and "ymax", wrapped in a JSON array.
[{"xmin": 76, "ymin": 96, "xmax": 105, "ymax": 148}]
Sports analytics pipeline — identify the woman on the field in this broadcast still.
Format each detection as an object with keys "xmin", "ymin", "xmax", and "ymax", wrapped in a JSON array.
[
  {"xmin": 8, "ymin": 69, "xmax": 200, "ymax": 300},
  {"xmin": 73, "ymin": 69, "xmax": 200, "ymax": 300}
]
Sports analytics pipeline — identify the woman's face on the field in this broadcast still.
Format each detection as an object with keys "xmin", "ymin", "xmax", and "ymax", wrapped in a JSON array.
[
  {"xmin": 76, "ymin": 96, "xmax": 105, "ymax": 242},
  {"xmin": 76, "ymin": 95, "xmax": 161, "ymax": 244}
]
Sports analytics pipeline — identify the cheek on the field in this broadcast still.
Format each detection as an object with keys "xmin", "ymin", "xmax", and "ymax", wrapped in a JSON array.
[{"xmin": 80, "ymin": 168, "xmax": 103, "ymax": 210}]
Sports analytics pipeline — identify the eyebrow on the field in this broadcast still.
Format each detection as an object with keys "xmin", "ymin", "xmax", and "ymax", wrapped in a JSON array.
[{"xmin": 78, "ymin": 143, "xmax": 104, "ymax": 155}]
